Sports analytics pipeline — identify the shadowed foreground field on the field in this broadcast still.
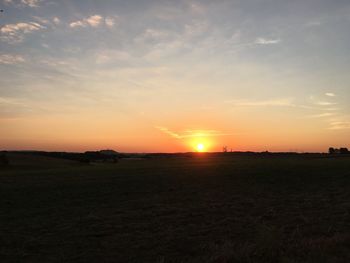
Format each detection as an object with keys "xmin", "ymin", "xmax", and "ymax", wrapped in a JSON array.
[{"xmin": 1, "ymin": 154, "xmax": 350, "ymax": 262}]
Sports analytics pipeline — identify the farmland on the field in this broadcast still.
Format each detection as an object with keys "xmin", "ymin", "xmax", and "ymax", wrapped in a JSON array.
[{"xmin": 1, "ymin": 153, "xmax": 350, "ymax": 262}]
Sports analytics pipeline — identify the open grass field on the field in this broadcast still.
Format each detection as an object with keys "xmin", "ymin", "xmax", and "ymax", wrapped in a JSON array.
[{"xmin": 1, "ymin": 153, "xmax": 350, "ymax": 262}]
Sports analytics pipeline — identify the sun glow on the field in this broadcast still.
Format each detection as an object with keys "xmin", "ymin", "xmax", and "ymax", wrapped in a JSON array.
[{"xmin": 196, "ymin": 143, "xmax": 205, "ymax": 152}]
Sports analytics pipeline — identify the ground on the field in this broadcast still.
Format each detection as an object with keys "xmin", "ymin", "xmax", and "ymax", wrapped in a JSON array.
[{"xmin": 1, "ymin": 153, "xmax": 350, "ymax": 262}]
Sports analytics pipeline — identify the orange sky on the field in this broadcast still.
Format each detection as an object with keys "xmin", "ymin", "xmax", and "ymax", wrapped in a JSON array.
[{"xmin": 1, "ymin": 107, "xmax": 347, "ymax": 153}]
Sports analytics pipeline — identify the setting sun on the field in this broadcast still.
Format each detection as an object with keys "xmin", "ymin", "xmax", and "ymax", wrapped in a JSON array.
[{"xmin": 196, "ymin": 143, "xmax": 205, "ymax": 152}]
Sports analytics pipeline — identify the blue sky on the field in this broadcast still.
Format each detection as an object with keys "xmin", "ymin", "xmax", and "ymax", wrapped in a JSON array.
[{"xmin": 1, "ymin": 0, "xmax": 350, "ymax": 152}]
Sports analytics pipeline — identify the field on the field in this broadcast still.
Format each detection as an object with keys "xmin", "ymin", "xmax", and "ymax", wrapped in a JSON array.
[{"xmin": 1, "ymin": 153, "xmax": 350, "ymax": 262}]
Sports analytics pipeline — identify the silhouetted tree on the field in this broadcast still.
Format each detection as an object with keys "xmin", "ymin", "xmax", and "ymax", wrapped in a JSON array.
[
  {"xmin": 329, "ymin": 147, "xmax": 336, "ymax": 154},
  {"xmin": 340, "ymin": 148, "xmax": 349, "ymax": 154}
]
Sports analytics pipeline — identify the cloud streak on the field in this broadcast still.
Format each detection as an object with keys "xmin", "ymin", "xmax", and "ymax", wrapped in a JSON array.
[
  {"xmin": 156, "ymin": 126, "xmax": 234, "ymax": 139},
  {"xmin": 0, "ymin": 21, "xmax": 44, "ymax": 42},
  {"xmin": 227, "ymin": 98, "xmax": 317, "ymax": 109},
  {"xmin": 4, "ymin": 0, "xmax": 42, "ymax": 8},
  {"xmin": 21, "ymin": 0, "xmax": 41, "ymax": 7},
  {"xmin": 255, "ymin": 37, "xmax": 281, "ymax": 45},
  {"xmin": 329, "ymin": 121, "xmax": 350, "ymax": 130},
  {"xmin": 0, "ymin": 97, "xmax": 27, "ymax": 106},
  {"xmin": 95, "ymin": 50, "xmax": 131, "ymax": 64},
  {"xmin": 0, "ymin": 54, "xmax": 25, "ymax": 64},
  {"xmin": 70, "ymin": 15, "xmax": 116, "ymax": 29},
  {"xmin": 314, "ymin": 101, "xmax": 337, "ymax": 106},
  {"xmin": 307, "ymin": 112, "xmax": 336, "ymax": 118},
  {"xmin": 230, "ymin": 98, "xmax": 293, "ymax": 107}
]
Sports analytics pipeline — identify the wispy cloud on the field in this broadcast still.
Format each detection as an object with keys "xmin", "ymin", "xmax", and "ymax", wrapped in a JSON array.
[
  {"xmin": 228, "ymin": 97, "xmax": 341, "ymax": 112},
  {"xmin": 188, "ymin": 2, "xmax": 206, "ymax": 14},
  {"xmin": 105, "ymin": 17, "xmax": 116, "ymax": 28},
  {"xmin": 70, "ymin": 15, "xmax": 115, "ymax": 29},
  {"xmin": 156, "ymin": 126, "xmax": 234, "ymax": 139},
  {"xmin": 228, "ymin": 98, "xmax": 294, "ymax": 107},
  {"xmin": 0, "ymin": 96, "xmax": 54, "ymax": 119},
  {"xmin": 3, "ymin": 0, "xmax": 44, "ymax": 7},
  {"xmin": 184, "ymin": 21, "xmax": 208, "ymax": 37},
  {"xmin": 0, "ymin": 54, "xmax": 25, "ymax": 64},
  {"xmin": 226, "ymin": 30, "xmax": 241, "ymax": 44},
  {"xmin": 310, "ymin": 95, "xmax": 338, "ymax": 108},
  {"xmin": 21, "ymin": 0, "xmax": 41, "ymax": 7},
  {"xmin": 53, "ymin": 17, "xmax": 60, "ymax": 25},
  {"xmin": 69, "ymin": 15, "xmax": 102, "ymax": 28},
  {"xmin": 0, "ymin": 97, "xmax": 27, "ymax": 106},
  {"xmin": 325, "ymin": 107, "xmax": 339, "ymax": 111},
  {"xmin": 0, "ymin": 21, "xmax": 44, "ymax": 42},
  {"xmin": 307, "ymin": 112, "xmax": 336, "ymax": 118},
  {"xmin": 4, "ymin": 0, "xmax": 42, "ymax": 8},
  {"xmin": 69, "ymin": 20, "xmax": 85, "ymax": 28},
  {"xmin": 70, "ymin": 15, "xmax": 103, "ymax": 28},
  {"xmin": 95, "ymin": 50, "xmax": 131, "ymax": 64},
  {"xmin": 156, "ymin": 126, "xmax": 183, "ymax": 139},
  {"xmin": 134, "ymin": 28, "xmax": 170, "ymax": 43},
  {"xmin": 255, "ymin": 37, "xmax": 281, "ymax": 45},
  {"xmin": 314, "ymin": 101, "xmax": 337, "ymax": 106},
  {"xmin": 85, "ymin": 15, "xmax": 103, "ymax": 27},
  {"xmin": 328, "ymin": 121, "xmax": 350, "ymax": 130},
  {"xmin": 0, "ymin": 97, "xmax": 29, "ymax": 118}
]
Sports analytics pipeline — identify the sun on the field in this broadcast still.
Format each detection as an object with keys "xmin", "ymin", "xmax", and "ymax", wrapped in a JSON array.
[{"xmin": 196, "ymin": 143, "xmax": 205, "ymax": 152}]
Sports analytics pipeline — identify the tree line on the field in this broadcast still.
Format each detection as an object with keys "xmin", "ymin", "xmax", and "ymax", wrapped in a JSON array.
[{"xmin": 329, "ymin": 147, "xmax": 350, "ymax": 154}]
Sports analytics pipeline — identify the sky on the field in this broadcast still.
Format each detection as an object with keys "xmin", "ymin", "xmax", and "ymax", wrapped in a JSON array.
[{"xmin": 1, "ymin": 0, "xmax": 350, "ymax": 153}]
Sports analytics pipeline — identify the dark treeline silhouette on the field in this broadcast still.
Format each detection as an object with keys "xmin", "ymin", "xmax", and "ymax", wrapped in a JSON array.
[
  {"xmin": 4, "ymin": 149, "xmax": 349, "ymax": 164},
  {"xmin": 9, "ymin": 150, "xmax": 121, "ymax": 164},
  {"xmin": 329, "ymin": 147, "xmax": 350, "ymax": 155},
  {"xmin": 145, "ymin": 151, "xmax": 326, "ymax": 159}
]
